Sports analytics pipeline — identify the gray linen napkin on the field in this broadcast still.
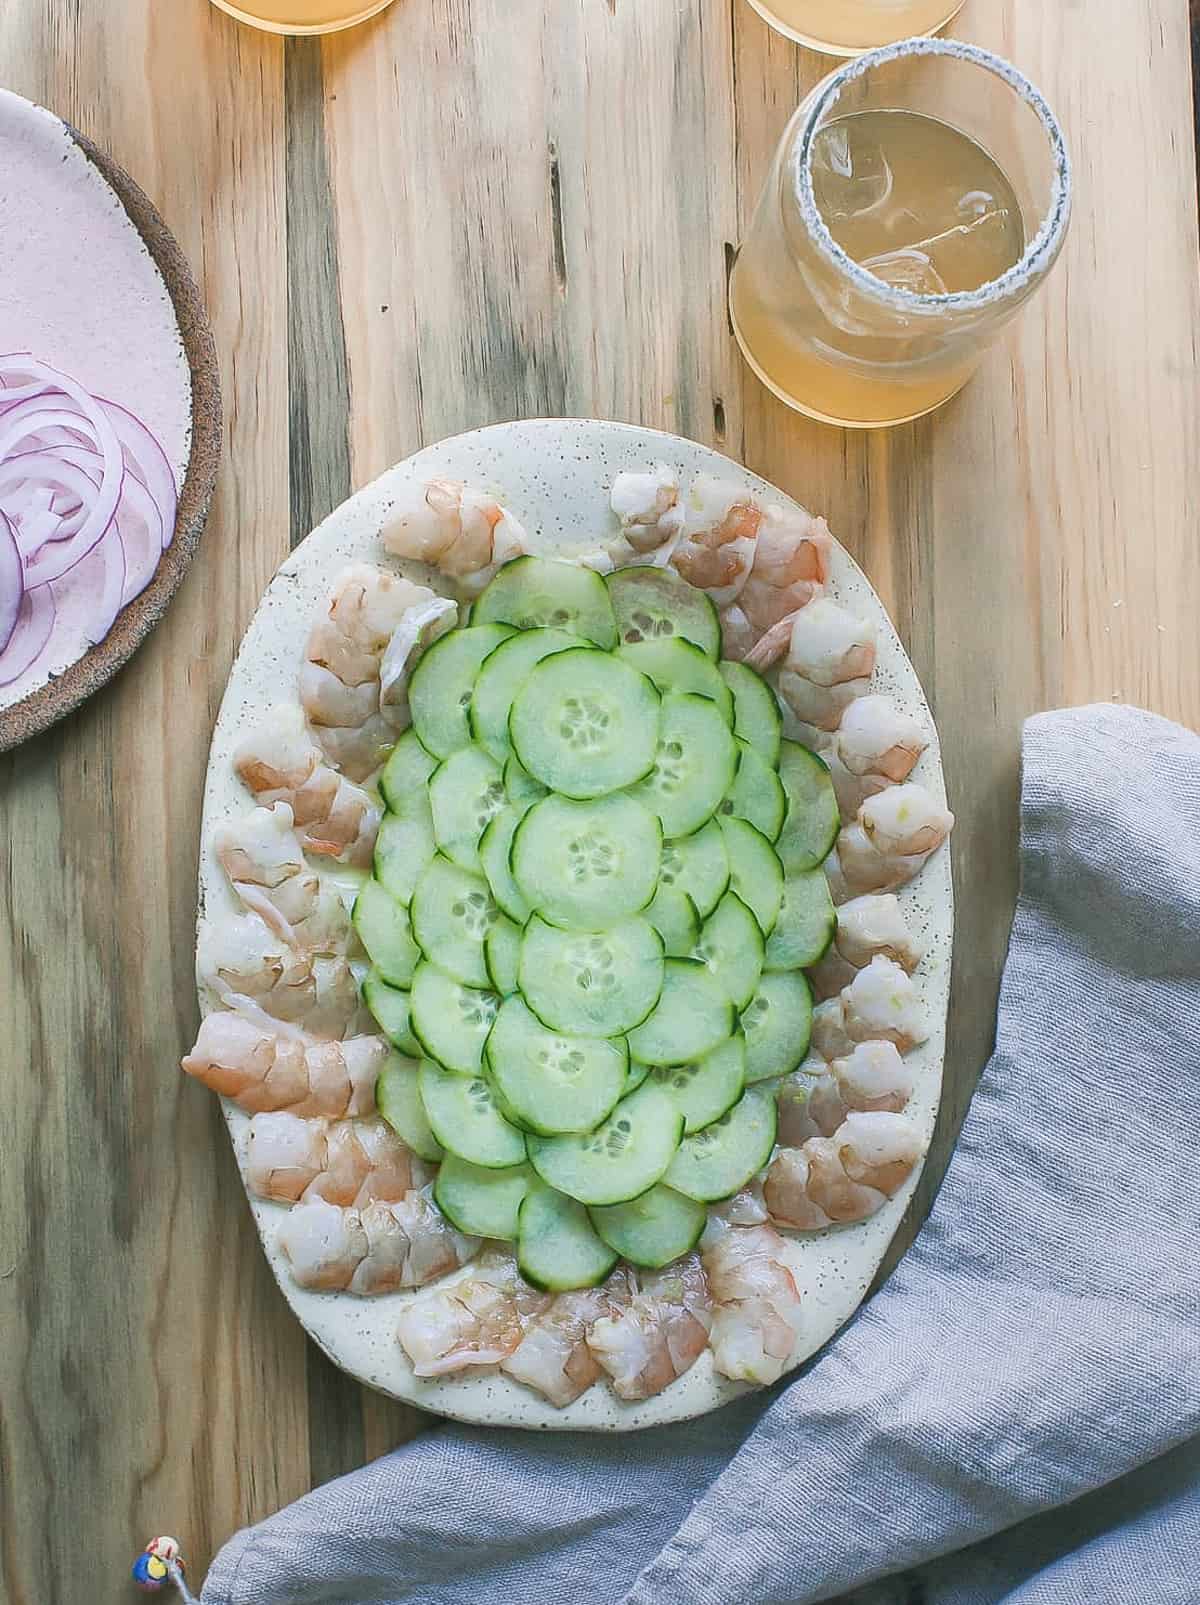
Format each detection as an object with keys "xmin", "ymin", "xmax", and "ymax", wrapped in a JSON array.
[{"xmin": 202, "ymin": 704, "xmax": 1200, "ymax": 1605}]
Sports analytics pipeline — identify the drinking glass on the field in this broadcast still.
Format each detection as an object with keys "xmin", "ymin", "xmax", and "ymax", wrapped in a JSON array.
[
  {"xmin": 209, "ymin": 0, "xmax": 395, "ymax": 34},
  {"xmin": 744, "ymin": 0, "xmax": 967, "ymax": 56},
  {"xmin": 729, "ymin": 39, "xmax": 1072, "ymax": 429}
]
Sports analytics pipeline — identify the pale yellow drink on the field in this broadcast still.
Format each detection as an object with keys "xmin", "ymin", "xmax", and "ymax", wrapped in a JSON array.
[
  {"xmin": 209, "ymin": 0, "xmax": 394, "ymax": 34},
  {"xmin": 745, "ymin": 0, "xmax": 965, "ymax": 55}
]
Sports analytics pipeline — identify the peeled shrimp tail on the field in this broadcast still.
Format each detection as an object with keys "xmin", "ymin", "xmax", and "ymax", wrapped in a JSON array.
[
  {"xmin": 777, "ymin": 597, "xmax": 877, "ymax": 731},
  {"xmin": 214, "ymin": 802, "xmax": 351, "ymax": 953},
  {"xmin": 381, "ymin": 477, "xmax": 528, "ymax": 593},
  {"xmin": 836, "ymin": 784, "xmax": 953, "ymax": 895},
  {"xmin": 397, "ymin": 1251, "xmax": 549, "ymax": 1376},
  {"xmin": 502, "ymin": 1270, "xmax": 636, "ymax": 1406},
  {"xmin": 764, "ymin": 1112, "xmax": 923, "ymax": 1232},
  {"xmin": 609, "ymin": 464, "xmax": 684, "ymax": 554},
  {"xmin": 668, "ymin": 475, "xmax": 763, "ymax": 609},
  {"xmin": 196, "ymin": 912, "xmax": 362, "ymax": 1038},
  {"xmin": 244, "ymin": 1112, "xmax": 428, "ymax": 1206},
  {"xmin": 777, "ymin": 1039, "xmax": 915, "ymax": 1142},
  {"xmin": 279, "ymin": 1190, "xmax": 479, "ymax": 1296},
  {"xmin": 736, "ymin": 507, "xmax": 832, "ymax": 633},
  {"xmin": 701, "ymin": 1219, "xmax": 803, "ymax": 1385},
  {"xmin": 587, "ymin": 1255, "xmax": 712, "ymax": 1400},
  {"xmin": 182, "ymin": 1005, "xmax": 388, "ymax": 1116},
  {"xmin": 807, "ymin": 891, "xmax": 923, "ymax": 998}
]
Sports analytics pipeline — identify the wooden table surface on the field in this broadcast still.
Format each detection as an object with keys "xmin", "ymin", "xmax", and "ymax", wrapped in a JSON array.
[{"xmin": 3, "ymin": 0, "xmax": 1199, "ymax": 1595}]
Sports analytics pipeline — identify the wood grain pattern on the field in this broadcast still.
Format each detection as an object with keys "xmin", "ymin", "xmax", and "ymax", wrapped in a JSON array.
[{"xmin": 1, "ymin": 0, "xmax": 1197, "ymax": 1593}]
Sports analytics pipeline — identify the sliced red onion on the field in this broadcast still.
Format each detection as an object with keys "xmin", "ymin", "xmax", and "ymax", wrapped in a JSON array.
[
  {"xmin": 101, "ymin": 398, "xmax": 178, "ymax": 550},
  {"xmin": 0, "ymin": 583, "xmax": 55, "ymax": 686},
  {"xmin": 0, "ymin": 510, "xmax": 22, "ymax": 654},
  {"xmin": 52, "ymin": 520, "xmax": 126, "ymax": 646},
  {"xmin": 0, "ymin": 448, "xmax": 115, "ymax": 584}
]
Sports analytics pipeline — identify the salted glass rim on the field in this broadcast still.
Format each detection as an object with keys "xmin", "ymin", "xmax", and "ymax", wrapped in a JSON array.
[{"xmin": 790, "ymin": 38, "xmax": 1072, "ymax": 313}]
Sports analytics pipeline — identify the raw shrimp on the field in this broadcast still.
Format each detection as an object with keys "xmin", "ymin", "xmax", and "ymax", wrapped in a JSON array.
[
  {"xmin": 707, "ymin": 1183, "xmax": 770, "ymax": 1228},
  {"xmin": 587, "ymin": 1254, "xmax": 713, "ymax": 1400},
  {"xmin": 381, "ymin": 477, "xmax": 527, "ymax": 594},
  {"xmin": 182, "ymin": 1004, "xmax": 387, "ymax": 1117},
  {"xmin": 234, "ymin": 704, "xmax": 381, "ymax": 868},
  {"xmin": 824, "ymin": 694, "xmax": 928, "ymax": 819},
  {"xmin": 702, "ymin": 1219, "xmax": 804, "ymax": 1385},
  {"xmin": 214, "ymin": 802, "xmax": 351, "ymax": 952},
  {"xmin": 764, "ymin": 1112, "xmax": 923, "ymax": 1231},
  {"xmin": 834, "ymin": 784, "xmax": 954, "ymax": 896},
  {"xmin": 610, "ymin": 464, "xmax": 684, "ymax": 553},
  {"xmin": 500, "ymin": 1271, "xmax": 636, "ymax": 1406},
  {"xmin": 777, "ymin": 598, "xmax": 877, "ymax": 731},
  {"xmin": 669, "ymin": 476, "xmax": 763, "ymax": 609},
  {"xmin": 196, "ymin": 912, "xmax": 362, "ymax": 1038},
  {"xmin": 807, "ymin": 892, "xmax": 923, "ymax": 998},
  {"xmin": 397, "ymin": 1252, "xmax": 550, "ymax": 1377},
  {"xmin": 301, "ymin": 563, "xmax": 454, "ymax": 781},
  {"xmin": 279, "ymin": 1189, "xmax": 479, "ymax": 1296},
  {"xmin": 840, "ymin": 955, "xmax": 928, "ymax": 1051},
  {"xmin": 244, "ymin": 1112, "xmax": 429, "ymax": 1206},
  {"xmin": 736, "ymin": 506, "xmax": 832, "ymax": 633},
  {"xmin": 777, "ymin": 1040, "xmax": 915, "ymax": 1143}
]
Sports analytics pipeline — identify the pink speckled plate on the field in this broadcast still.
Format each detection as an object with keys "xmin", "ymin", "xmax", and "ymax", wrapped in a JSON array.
[{"xmin": 198, "ymin": 420, "xmax": 952, "ymax": 1431}]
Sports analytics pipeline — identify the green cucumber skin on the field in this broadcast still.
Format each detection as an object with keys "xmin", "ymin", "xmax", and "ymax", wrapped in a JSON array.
[
  {"xmin": 719, "ymin": 660, "xmax": 783, "ymax": 768},
  {"xmin": 589, "ymin": 1184, "xmax": 707, "ymax": 1268},
  {"xmin": 434, "ymin": 1156, "xmax": 533, "ymax": 1240},
  {"xmin": 473, "ymin": 556, "xmax": 619, "ymax": 650},
  {"xmin": 517, "ymin": 1185, "xmax": 619, "ymax": 1291},
  {"xmin": 664, "ymin": 1086, "xmax": 778, "ymax": 1203}
]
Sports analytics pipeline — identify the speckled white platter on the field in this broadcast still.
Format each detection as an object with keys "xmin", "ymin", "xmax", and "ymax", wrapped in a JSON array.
[{"xmin": 198, "ymin": 419, "xmax": 952, "ymax": 1432}]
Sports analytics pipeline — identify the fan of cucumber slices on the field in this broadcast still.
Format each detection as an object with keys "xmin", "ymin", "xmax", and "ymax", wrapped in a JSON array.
[{"xmin": 354, "ymin": 557, "xmax": 840, "ymax": 1293}]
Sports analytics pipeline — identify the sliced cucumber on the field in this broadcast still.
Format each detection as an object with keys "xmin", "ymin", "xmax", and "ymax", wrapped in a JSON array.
[
  {"xmin": 484, "ymin": 915, "xmax": 522, "ymax": 996},
  {"xmin": 353, "ymin": 880, "xmax": 420, "ymax": 987},
  {"xmin": 376, "ymin": 1051, "xmax": 444, "ymax": 1161},
  {"xmin": 485, "ymin": 996, "xmax": 628, "ymax": 1135},
  {"xmin": 766, "ymin": 870, "xmax": 836, "ymax": 970},
  {"xmin": 618, "ymin": 637, "xmax": 734, "ymax": 722},
  {"xmin": 528, "ymin": 1083, "xmax": 684, "ymax": 1206},
  {"xmin": 434, "ymin": 1155, "xmax": 533, "ymax": 1240},
  {"xmin": 719, "ymin": 815, "xmax": 784, "ymax": 936},
  {"xmin": 628, "ymin": 692, "xmax": 736, "ymax": 838},
  {"xmin": 519, "ymin": 915, "xmax": 664, "ymax": 1037},
  {"xmin": 363, "ymin": 969, "xmax": 422, "ymax": 1057},
  {"xmin": 624, "ymin": 1059, "xmax": 650, "ymax": 1094},
  {"xmin": 373, "ymin": 801, "xmax": 436, "ymax": 904},
  {"xmin": 410, "ymin": 856, "xmax": 498, "ymax": 988},
  {"xmin": 605, "ymin": 566, "xmax": 721, "ymax": 659},
  {"xmin": 590, "ymin": 1184, "xmax": 707, "ymax": 1268},
  {"xmin": 512, "ymin": 793, "xmax": 661, "ymax": 929},
  {"xmin": 720, "ymin": 661, "xmax": 782, "ymax": 767},
  {"xmin": 478, "ymin": 805, "xmax": 532, "ymax": 924},
  {"xmin": 776, "ymin": 740, "xmax": 840, "ymax": 873},
  {"xmin": 419, "ymin": 1060, "xmax": 527, "ymax": 1168},
  {"xmin": 428, "ymin": 745, "xmax": 506, "ymax": 873},
  {"xmin": 626, "ymin": 957, "xmax": 736, "ymax": 1066},
  {"xmin": 408, "ymin": 623, "xmax": 514, "ymax": 758},
  {"xmin": 408, "ymin": 962, "xmax": 499, "ymax": 1075},
  {"xmin": 510, "ymin": 647, "xmax": 660, "ymax": 799},
  {"xmin": 664, "ymin": 1085, "xmax": 777, "ymax": 1202},
  {"xmin": 504, "ymin": 754, "xmax": 548, "ymax": 809},
  {"xmin": 473, "ymin": 556, "xmax": 619, "ymax": 649},
  {"xmin": 645, "ymin": 884, "xmax": 701, "ymax": 958},
  {"xmin": 658, "ymin": 819, "xmax": 729, "ymax": 919},
  {"xmin": 741, "ymin": 970, "xmax": 814, "ymax": 1083},
  {"xmin": 470, "ymin": 626, "xmax": 584, "ymax": 760},
  {"xmin": 648, "ymin": 1033, "xmax": 746, "ymax": 1134},
  {"xmin": 692, "ymin": 891, "xmax": 765, "ymax": 1012},
  {"xmin": 722, "ymin": 740, "xmax": 787, "ymax": 842},
  {"xmin": 518, "ymin": 1184, "xmax": 619, "ymax": 1291},
  {"xmin": 380, "ymin": 728, "xmax": 437, "ymax": 813}
]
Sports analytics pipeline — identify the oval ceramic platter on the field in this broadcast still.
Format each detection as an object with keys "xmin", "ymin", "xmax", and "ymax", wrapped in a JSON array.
[
  {"xmin": 0, "ymin": 88, "xmax": 220, "ymax": 751},
  {"xmin": 197, "ymin": 419, "xmax": 952, "ymax": 1431}
]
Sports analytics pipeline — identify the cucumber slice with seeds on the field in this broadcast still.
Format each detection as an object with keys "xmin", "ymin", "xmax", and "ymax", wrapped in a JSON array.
[
  {"xmin": 419, "ymin": 1060, "xmax": 527, "ymax": 1168},
  {"xmin": 693, "ymin": 891, "xmax": 765, "ymax": 1011},
  {"xmin": 518, "ymin": 1184, "xmax": 619, "ymax": 1291},
  {"xmin": 408, "ymin": 962, "xmax": 499, "ymax": 1075},
  {"xmin": 484, "ymin": 915, "xmax": 522, "ymax": 996},
  {"xmin": 470, "ymin": 626, "xmax": 584, "ymax": 760},
  {"xmin": 363, "ymin": 969, "xmax": 422, "ymax": 1057},
  {"xmin": 590, "ymin": 1184, "xmax": 707, "ymax": 1268},
  {"xmin": 510, "ymin": 648, "xmax": 660, "ymax": 799},
  {"xmin": 504, "ymin": 754, "xmax": 547, "ymax": 809},
  {"xmin": 373, "ymin": 802, "xmax": 436, "ymax": 904},
  {"xmin": 664, "ymin": 1085, "xmax": 777, "ymax": 1202},
  {"xmin": 410, "ymin": 856, "xmax": 499, "ymax": 988},
  {"xmin": 659, "ymin": 819, "xmax": 729, "ymax": 919},
  {"xmin": 766, "ymin": 871, "xmax": 836, "ymax": 970},
  {"xmin": 618, "ymin": 637, "xmax": 734, "ymax": 721},
  {"xmin": 512, "ymin": 793, "xmax": 661, "ymax": 929},
  {"xmin": 626, "ymin": 957, "xmax": 736, "ymax": 1066},
  {"xmin": 720, "ymin": 661, "xmax": 782, "ymax": 767},
  {"xmin": 380, "ymin": 728, "xmax": 437, "ymax": 814},
  {"xmin": 741, "ymin": 970, "xmax": 814, "ymax": 1083},
  {"xmin": 648, "ymin": 1033, "xmax": 746, "ymax": 1134},
  {"xmin": 376, "ymin": 1053, "xmax": 443, "ymax": 1162},
  {"xmin": 628, "ymin": 692, "xmax": 736, "ymax": 837},
  {"xmin": 409, "ymin": 623, "xmax": 515, "ymax": 758},
  {"xmin": 434, "ymin": 1155, "xmax": 533, "ymax": 1240},
  {"xmin": 718, "ymin": 815, "xmax": 784, "ymax": 936},
  {"xmin": 485, "ymin": 996, "xmax": 628, "ymax": 1135},
  {"xmin": 605, "ymin": 566, "xmax": 721, "ymax": 659},
  {"xmin": 721, "ymin": 739, "xmax": 786, "ymax": 842},
  {"xmin": 353, "ymin": 880, "xmax": 420, "ymax": 987},
  {"xmin": 519, "ymin": 915, "xmax": 664, "ymax": 1037},
  {"xmin": 429, "ymin": 745, "xmax": 506, "ymax": 873},
  {"xmin": 776, "ymin": 740, "xmax": 840, "ymax": 873},
  {"xmin": 624, "ymin": 1059, "xmax": 650, "ymax": 1093},
  {"xmin": 478, "ymin": 805, "xmax": 532, "ymax": 924},
  {"xmin": 528, "ymin": 1083, "xmax": 683, "ymax": 1206},
  {"xmin": 645, "ymin": 884, "xmax": 701, "ymax": 957},
  {"xmin": 474, "ymin": 557, "xmax": 619, "ymax": 649}
]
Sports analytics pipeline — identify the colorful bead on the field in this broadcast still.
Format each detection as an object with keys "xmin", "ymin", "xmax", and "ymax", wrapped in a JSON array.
[{"xmin": 132, "ymin": 1537, "xmax": 185, "ymax": 1592}]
